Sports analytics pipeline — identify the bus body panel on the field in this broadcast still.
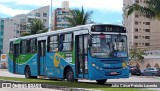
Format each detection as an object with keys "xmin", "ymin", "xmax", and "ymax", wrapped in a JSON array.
[
  {"xmin": 87, "ymin": 54, "xmax": 129, "ymax": 80},
  {"xmin": 45, "ymin": 52, "xmax": 75, "ymax": 78}
]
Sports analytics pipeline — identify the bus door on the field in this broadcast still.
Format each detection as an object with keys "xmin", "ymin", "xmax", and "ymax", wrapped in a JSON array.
[
  {"xmin": 13, "ymin": 44, "xmax": 20, "ymax": 74},
  {"xmin": 38, "ymin": 37, "xmax": 47, "ymax": 76},
  {"xmin": 75, "ymin": 35, "xmax": 88, "ymax": 78}
]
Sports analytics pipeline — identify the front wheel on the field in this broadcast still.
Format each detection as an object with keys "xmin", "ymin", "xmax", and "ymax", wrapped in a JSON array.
[
  {"xmin": 66, "ymin": 68, "xmax": 74, "ymax": 82},
  {"xmin": 96, "ymin": 79, "xmax": 107, "ymax": 85}
]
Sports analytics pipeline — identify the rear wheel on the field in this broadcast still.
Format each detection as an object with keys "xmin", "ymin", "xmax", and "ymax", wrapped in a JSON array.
[
  {"xmin": 96, "ymin": 79, "xmax": 107, "ymax": 85},
  {"xmin": 25, "ymin": 67, "xmax": 31, "ymax": 78},
  {"xmin": 66, "ymin": 68, "xmax": 74, "ymax": 82}
]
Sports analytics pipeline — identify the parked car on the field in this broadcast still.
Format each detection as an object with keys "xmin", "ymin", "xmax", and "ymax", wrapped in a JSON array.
[
  {"xmin": 141, "ymin": 68, "xmax": 160, "ymax": 76},
  {"xmin": 129, "ymin": 66, "xmax": 141, "ymax": 76}
]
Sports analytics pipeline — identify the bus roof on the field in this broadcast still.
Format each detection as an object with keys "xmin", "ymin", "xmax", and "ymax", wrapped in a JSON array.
[{"xmin": 9, "ymin": 24, "xmax": 124, "ymax": 41}]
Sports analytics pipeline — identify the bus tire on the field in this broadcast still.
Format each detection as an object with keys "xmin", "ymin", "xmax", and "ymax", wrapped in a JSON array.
[
  {"xmin": 96, "ymin": 79, "xmax": 107, "ymax": 85},
  {"xmin": 25, "ymin": 66, "xmax": 31, "ymax": 78},
  {"xmin": 66, "ymin": 67, "xmax": 74, "ymax": 82}
]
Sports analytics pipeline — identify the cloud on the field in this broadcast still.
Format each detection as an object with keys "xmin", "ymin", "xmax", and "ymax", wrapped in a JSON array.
[
  {"xmin": 0, "ymin": 0, "xmax": 123, "ymax": 12},
  {"xmin": 0, "ymin": 4, "xmax": 30, "ymax": 16}
]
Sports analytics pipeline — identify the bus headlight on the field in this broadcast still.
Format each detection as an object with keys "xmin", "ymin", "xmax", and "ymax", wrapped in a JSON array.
[
  {"xmin": 122, "ymin": 61, "xmax": 127, "ymax": 68},
  {"xmin": 92, "ymin": 63, "xmax": 96, "ymax": 67},
  {"xmin": 92, "ymin": 63, "xmax": 103, "ymax": 70}
]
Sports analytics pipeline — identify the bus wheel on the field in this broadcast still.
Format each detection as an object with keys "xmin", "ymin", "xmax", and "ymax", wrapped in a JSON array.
[
  {"xmin": 25, "ymin": 67, "xmax": 31, "ymax": 78},
  {"xmin": 66, "ymin": 68, "xmax": 74, "ymax": 82},
  {"xmin": 96, "ymin": 79, "xmax": 107, "ymax": 85}
]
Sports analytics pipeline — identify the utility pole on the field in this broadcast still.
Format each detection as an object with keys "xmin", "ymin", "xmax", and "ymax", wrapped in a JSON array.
[{"xmin": 49, "ymin": 0, "xmax": 53, "ymax": 32}]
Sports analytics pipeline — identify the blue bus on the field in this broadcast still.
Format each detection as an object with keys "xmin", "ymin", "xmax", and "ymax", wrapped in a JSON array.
[{"xmin": 8, "ymin": 24, "xmax": 129, "ymax": 84}]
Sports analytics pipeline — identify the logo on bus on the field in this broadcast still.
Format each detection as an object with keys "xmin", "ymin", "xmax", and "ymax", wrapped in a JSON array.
[
  {"xmin": 103, "ymin": 64, "xmax": 110, "ymax": 67},
  {"xmin": 53, "ymin": 53, "xmax": 60, "ymax": 67}
]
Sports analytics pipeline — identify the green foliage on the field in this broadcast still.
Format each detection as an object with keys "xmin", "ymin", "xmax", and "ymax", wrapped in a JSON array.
[
  {"xmin": 66, "ymin": 7, "xmax": 93, "ymax": 27},
  {"xmin": 21, "ymin": 19, "xmax": 48, "ymax": 36},
  {"xmin": 129, "ymin": 46, "xmax": 147, "ymax": 63},
  {"xmin": 30, "ymin": 19, "xmax": 47, "ymax": 34},
  {"xmin": 125, "ymin": 0, "xmax": 160, "ymax": 19}
]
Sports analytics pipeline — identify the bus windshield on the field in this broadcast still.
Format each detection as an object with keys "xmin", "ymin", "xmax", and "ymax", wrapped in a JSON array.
[{"xmin": 90, "ymin": 34, "xmax": 127, "ymax": 58}]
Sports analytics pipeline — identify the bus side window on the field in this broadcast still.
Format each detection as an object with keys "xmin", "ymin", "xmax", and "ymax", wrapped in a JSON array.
[
  {"xmin": 60, "ymin": 33, "xmax": 73, "ymax": 52},
  {"xmin": 9, "ymin": 42, "xmax": 13, "ymax": 54},
  {"xmin": 20, "ymin": 40, "xmax": 27, "ymax": 54},
  {"xmin": 29, "ymin": 38, "xmax": 37, "ymax": 53},
  {"xmin": 48, "ymin": 35, "xmax": 59, "ymax": 52},
  {"xmin": 59, "ymin": 34, "xmax": 64, "ymax": 51}
]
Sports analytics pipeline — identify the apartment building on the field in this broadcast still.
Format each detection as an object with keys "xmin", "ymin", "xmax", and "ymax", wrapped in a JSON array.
[
  {"xmin": 13, "ymin": 6, "xmax": 49, "ymax": 35},
  {"xmin": 123, "ymin": 0, "xmax": 160, "ymax": 50},
  {"xmin": 0, "ymin": 18, "xmax": 20, "ymax": 54},
  {"xmin": 52, "ymin": 1, "xmax": 71, "ymax": 30}
]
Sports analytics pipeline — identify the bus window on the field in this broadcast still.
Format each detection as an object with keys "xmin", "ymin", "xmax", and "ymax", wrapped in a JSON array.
[
  {"xmin": 48, "ymin": 35, "xmax": 59, "ymax": 52},
  {"xmin": 29, "ymin": 38, "xmax": 37, "ymax": 53},
  {"xmin": 91, "ymin": 34, "xmax": 127, "ymax": 58},
  {"xmin": 20, "ymin": 40, "xmax": 28, "ymax": 54},
  {"xmin": 9, "ymin": 42, "xmax": 13, "ymax": 54},
  {"xmin": 60, "ymin": 33, "xmax": 73, "ymax": 52}
]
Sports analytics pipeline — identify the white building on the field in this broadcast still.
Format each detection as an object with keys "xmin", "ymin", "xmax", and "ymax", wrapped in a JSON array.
[{"xmin": 13, "ymin": 6, "xmax": 49, "ymax": 35}]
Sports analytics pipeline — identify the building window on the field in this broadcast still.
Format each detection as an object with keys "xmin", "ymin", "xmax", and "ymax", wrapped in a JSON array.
[
  {"xmin": 143, "ymin": 22, "xmax": 150, "ymax": 25},
  {"xmin": 135, "ymin": 21, "xmax": 138, "ymax": 25},
  {"xmin": 146, "ymin": 22, "xmax": 150, "ymax": 25},
  {"xmin": 43, "ymin": 13, "xmax": 47, "ymax": 17},
  {"xmin": 43, "ymin": 19, "xmax": 47, "ymax": 22},
  {"xmin": 145, "ymin": 43, "xmax": 150, "ymax": 46},
  {"xmin": 134, "ymin": 43, "xmax": 138, "ymax": 46},
  {"xmin": 135, "ymin": 14, "xmax": 139, "ymax": 18},
  {"xmin": 145, "ymin": 29, "xmax": 150, "ymax": 32},
  {"xmin": 134, "ymin": 36, "xmax": 138, "ymax": 39},
  {"xmin": 135, "ymin": 28, "xmax": 138, "ymax": 32},
  {"xmin": 36, "ymin": 13, "xmax": 40, "ymax": 17},
  {"xmin": 135, "ymin": 0, "xmax": 139, "ymax": 3},
  {"xmin": 145, "ymin": 36, "xmax": 150, "ymax": 39}
]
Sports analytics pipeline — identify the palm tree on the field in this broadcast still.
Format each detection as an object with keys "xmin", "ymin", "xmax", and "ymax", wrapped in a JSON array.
[
  {"xmin": 21, "ymin": 19, "xmax": 48, "ymax": 36},
  {"xmin": 30, "ymin": 19, "xmax": 47, "ymax": 34},
  {"xmin": 66, "ymin": 7, "xmax": 93, "ymax": 27},
  {"xmin": 125, "ymin": 0, "xmax": 160, "ymax": 19}
]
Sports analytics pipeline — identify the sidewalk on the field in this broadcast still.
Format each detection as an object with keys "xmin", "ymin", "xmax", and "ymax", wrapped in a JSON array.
[{"xmin": 0, "ymin": 69, "xmax": 24, "ymax": 78}]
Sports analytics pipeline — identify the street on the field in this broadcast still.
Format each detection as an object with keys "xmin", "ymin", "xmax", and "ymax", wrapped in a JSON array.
[{"xmin": 0, "ymin": 69, "xmax": 160, "ymax": 91}]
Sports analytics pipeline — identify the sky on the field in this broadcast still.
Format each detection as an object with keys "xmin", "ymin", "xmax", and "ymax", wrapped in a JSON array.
[{"xmin": 0, "ymin": 0, "xmax": 123, "ymax": 25}]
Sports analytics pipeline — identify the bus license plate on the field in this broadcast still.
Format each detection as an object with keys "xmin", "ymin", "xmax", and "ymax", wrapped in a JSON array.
[{"xmin": 111, "ymin": 72, "xmax": 117, "ymax": 75}]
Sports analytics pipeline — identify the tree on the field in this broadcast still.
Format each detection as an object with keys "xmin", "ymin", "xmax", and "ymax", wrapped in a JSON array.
[
  {"xmin": 129, "ymin": 46, "xmax": 147, "ymax": 65},
  {"xmin": 21, "ymin": 19, "xmax": 48, "ymax": 36},
  {"xmin": 125, "ymin": 0, "xmax": 160, "ymax": 19},
  {"xmin": 30, "ymin": 19, "xmax": 47, "ymax": 34},
  {"xmin": 66, "ymin": 7, "xmax": 93, "ymax": 27}
]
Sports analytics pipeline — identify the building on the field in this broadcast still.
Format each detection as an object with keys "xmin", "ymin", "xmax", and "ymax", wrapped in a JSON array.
[
  {"xmin": 0, "ymin": 6, "xmax": 49, "ymax": 54},
  {"xmin": 0, "ymin": 18, "xmax": 20, "ymax": 54},
  {"xmin": 131, "ymin": 50, "xmax": 160, "ymax": 70},
  {"xmin": 13, "ymin": 6, "xmax": 49, "ymax": 35},
  {"xmin": 52, "ymin": 1, "xmax": 71, "ymax": 30},
  {"xmin": 123, "ymin": 0, "xmax": 160, "ymax": 50}
]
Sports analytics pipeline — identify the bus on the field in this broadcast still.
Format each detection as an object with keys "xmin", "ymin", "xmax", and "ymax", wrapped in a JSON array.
[{"xmin": 8, "ymin": 24, "xmax": 129, "ymax": 84}]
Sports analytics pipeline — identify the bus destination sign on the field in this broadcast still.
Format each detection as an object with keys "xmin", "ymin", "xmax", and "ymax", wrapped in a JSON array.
[{"xmin": 91, "ymin": 25, "xmax": 126, "ymax": 33}]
